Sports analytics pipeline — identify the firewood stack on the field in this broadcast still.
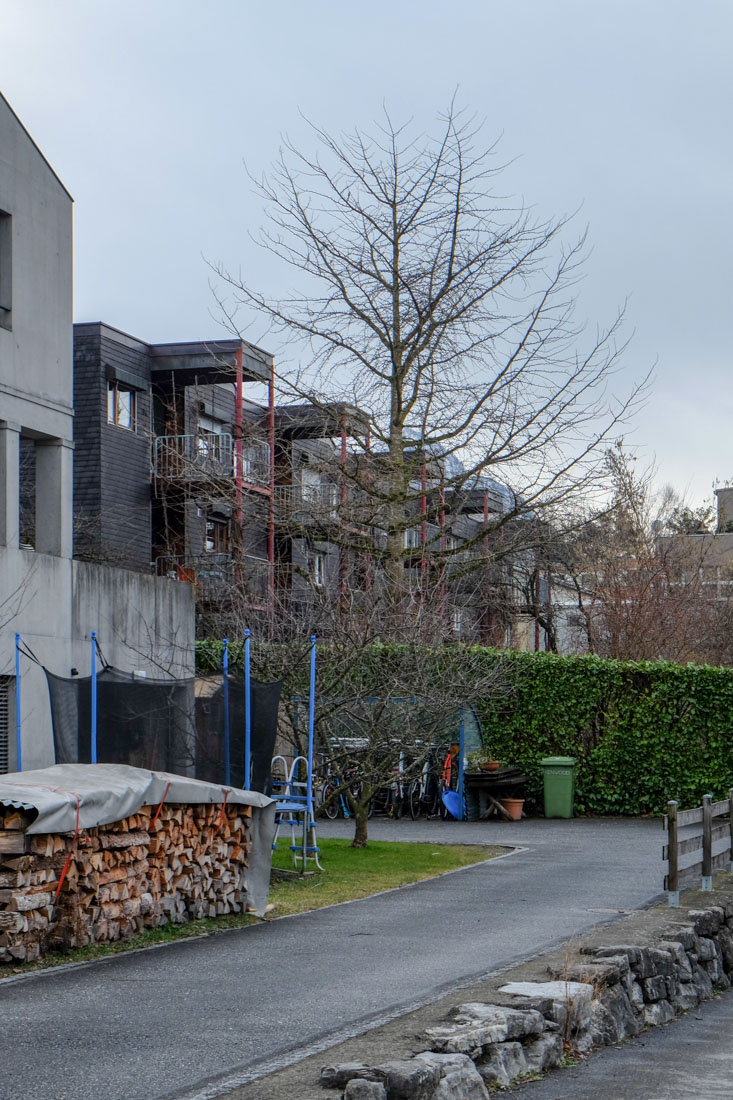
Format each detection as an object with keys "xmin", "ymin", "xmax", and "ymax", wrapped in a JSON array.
[{"xmin": 0, "ymin": 801, "xmax": 253, "ymax": 964}]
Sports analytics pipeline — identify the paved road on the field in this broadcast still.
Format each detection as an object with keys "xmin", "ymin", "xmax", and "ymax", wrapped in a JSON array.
[
  {"xmin": 0, "ymin": 817, "xmax": 662, "ymax": 1100},
  {"xmin": 513, "ymin": 988, "xmax": 733, "ymax": 1099}
]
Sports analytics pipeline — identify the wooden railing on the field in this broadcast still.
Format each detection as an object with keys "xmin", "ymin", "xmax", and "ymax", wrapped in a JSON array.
[{"xmin": 664, "ymin": 791, "xmax": 733, "ymax": 905}]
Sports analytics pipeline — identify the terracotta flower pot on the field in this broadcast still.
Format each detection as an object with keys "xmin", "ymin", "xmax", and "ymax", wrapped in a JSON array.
[
  {"xmin": 499, "ymin": 797, "xmax": 524, "ymax": 821},
  {"xmin": 481, "ymin": 760, "xmax": 500, "ymax": 773}
]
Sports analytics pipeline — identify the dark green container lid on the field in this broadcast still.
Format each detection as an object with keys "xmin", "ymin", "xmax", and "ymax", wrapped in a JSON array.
[{"xmin": 540, "ymin": 756, "xmax": 576, "ymax": 767}]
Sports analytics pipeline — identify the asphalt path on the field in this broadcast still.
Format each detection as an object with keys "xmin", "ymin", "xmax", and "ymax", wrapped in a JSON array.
[{"xmin": 0, "ymin": 817, "xmax": 662, "ymax": 1100}]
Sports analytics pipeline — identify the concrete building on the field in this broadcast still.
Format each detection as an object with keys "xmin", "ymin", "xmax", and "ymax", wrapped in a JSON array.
[{"xmin": 0, "ymin": 93, "xmax": 194, "ymax": 771}]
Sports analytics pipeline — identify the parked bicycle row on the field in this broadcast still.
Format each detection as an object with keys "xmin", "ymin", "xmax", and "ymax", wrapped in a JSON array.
[{"xmin": 314, "ymin": 743, "xmax": 459, "ymax": 821}]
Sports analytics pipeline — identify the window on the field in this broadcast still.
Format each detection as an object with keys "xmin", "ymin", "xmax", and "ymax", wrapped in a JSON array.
[
  {"xmin": 0, "ymin": 210, "xmax": 11, "ymax": 330},
  {"xmin": 404, "ymin": 527, "xmax": 421, "ymax": 550},
  {"xmin": 453, "ymin": 608, "xmax": 464, "ymax": 637},
  {"xmin": 312, "ymin": 552, "xmax": 326, "ymax": 587},
  {"xmin": 107, "ymin": 382, "xmax": 136, "ymax": 430},
  {"xmin": 205, "ymin": 518, "xmax": 229, "ymax": 554}
]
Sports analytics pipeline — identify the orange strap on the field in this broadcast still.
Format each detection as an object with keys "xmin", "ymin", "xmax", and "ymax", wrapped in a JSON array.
[
  {"xmin": 54, "ymin": 792, "xmax": 81, "ymax": 901},
  {"xmin": 150, "ymin": 781, "xmax": 172, "ymax": 828},
  {"xmin": 215, "ymin": 789, "xmax": 230, "ymax": 835}
]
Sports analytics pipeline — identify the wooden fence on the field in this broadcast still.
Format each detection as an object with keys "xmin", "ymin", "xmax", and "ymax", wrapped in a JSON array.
[{"xmin": 664, "ymin": 791, "xmax": 733, "ymax": 906}]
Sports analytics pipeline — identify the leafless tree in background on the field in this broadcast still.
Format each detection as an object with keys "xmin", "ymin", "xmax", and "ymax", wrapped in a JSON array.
[
  {"xmin": 213, "ymin": 103, "xmax": 647, "ymax": 631},
  {"xmin": 543, "ymin": 446, "xmax": 730, "ymax": 663}
]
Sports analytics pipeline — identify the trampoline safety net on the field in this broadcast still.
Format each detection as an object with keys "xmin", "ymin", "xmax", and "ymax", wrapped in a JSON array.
[{"xmin": 45, "ymin": 667, "xmax": 282, "ymax": 794}]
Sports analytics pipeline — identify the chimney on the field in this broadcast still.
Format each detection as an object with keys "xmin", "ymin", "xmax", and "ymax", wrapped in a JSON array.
[{"xmin": 715, "ymin": 487, "xmax": 733, "ymax": 532}]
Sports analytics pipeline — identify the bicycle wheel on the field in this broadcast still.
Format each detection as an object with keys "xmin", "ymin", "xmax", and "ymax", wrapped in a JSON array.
[
  {"xmin": 408, "ymin": 778, "xmax": 423, "ymax": 820},
  {"xmin": 321, "ymin": 782, "xmax": 340, "ymax": 820},
  {"xmin": 393, "ymin": 787, "xmax": 404, "ymax": 819}
]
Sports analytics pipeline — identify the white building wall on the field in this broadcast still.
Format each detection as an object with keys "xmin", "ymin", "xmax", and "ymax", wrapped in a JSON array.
[{"xmin": 0, "ymin": 93, "xmax": 194, "ymax": 770}]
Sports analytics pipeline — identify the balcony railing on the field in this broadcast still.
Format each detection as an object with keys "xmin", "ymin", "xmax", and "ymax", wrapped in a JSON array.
[
  {"xmin": 274, "ymin": 482, "xmax": 340, "ymax": 523},
  {"xmin": 153, "ymin": 434, "xmax": 270, "ymax": 486},
  {"xmin": 155, "ymin": 553, "xmax": 272, "ymax": 602}
]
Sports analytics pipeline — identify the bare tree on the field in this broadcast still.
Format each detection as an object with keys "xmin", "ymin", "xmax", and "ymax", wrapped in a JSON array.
[
  {"xmin": 212, "ymin": 103, "xmax": 646, "ymax": 633},
  {"xmin": 546, "ymin": 446, "xmax": 724, "ymax": 662}
]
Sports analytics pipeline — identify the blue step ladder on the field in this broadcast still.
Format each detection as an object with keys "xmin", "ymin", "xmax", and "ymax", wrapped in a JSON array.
[{"xmin": 271, "ymin": 754, "xmax": 323, "ymax": 871}]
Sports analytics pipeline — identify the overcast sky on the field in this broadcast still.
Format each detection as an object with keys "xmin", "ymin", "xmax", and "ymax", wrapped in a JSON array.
[{"xmin": 2, "ymin": 0, "xmax": 731, "ymax": 506}]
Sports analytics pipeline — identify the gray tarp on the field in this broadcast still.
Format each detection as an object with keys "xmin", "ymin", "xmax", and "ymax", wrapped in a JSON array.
[{"xmin": 0, "ymin": 763, "xmax": 276, "ymax": 916}]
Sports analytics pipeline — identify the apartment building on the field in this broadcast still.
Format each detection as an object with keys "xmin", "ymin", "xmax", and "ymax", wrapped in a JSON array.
[{"xmin": 72, "ymin": 318, "xmax": 550, "ymax": 645}]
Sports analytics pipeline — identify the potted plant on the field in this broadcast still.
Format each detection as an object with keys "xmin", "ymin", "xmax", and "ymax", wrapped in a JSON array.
[{"xmin": 466, "ymin": 748, "xmax": 501, "ymax": 773}]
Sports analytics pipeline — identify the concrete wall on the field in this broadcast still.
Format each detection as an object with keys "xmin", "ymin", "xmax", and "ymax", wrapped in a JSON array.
[
  {"xmin": 0, "ymin": 95, "xmax": 73, "ymax": 441},
  {"xmin": 0, "ymin": 548, "xmax": 194, "ymax": 770}
]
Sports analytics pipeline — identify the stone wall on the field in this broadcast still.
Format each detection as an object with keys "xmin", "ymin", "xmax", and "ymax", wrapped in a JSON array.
[{"xmin": 321, "ymin": 900, "xmax": 733, "ymax": 1099}]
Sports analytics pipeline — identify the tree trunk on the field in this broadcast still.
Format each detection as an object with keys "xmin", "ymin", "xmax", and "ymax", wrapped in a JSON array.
[{"xmin": 351, "ymin": 804, "xmax": 369, "ymax": 848}]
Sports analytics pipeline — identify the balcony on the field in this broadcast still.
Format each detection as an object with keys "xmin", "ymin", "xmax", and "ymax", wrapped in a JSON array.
[
  {"xmin": 274, "ymin": 482, "xmax": 340, "ymax": 524},
  {"xmin": 155, "ymin": 553, "xmax": 271, "ymax": 602},
  {"xmin": 153, "ymin": 434, "xmax": 270, "ymax": 487}
]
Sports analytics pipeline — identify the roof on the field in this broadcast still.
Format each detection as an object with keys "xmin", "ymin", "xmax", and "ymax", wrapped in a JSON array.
[{"xmin": 0, "ymin": 91, "xmax": 73, "ymax": 202}]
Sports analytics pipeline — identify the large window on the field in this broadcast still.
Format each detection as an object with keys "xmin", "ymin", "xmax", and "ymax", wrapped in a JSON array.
[
  {"xmin": 107, "ymin": 382, "xmax": 136, "ymax": 430},
  {"xmin": 205, "ymin": 517, "xmax": 229, "ymax": 554}
]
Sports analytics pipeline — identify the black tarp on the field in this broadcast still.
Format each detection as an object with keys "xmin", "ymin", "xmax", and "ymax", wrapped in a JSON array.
[{"xmin": 45, "ymin": 667, "xmax": 282, "ymax": 793}]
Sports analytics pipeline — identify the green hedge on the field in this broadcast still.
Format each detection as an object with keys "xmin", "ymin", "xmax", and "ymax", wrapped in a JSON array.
[
  {"xmin": 196, "ymin": 640, "xmax": 733, "ymax": 815},
  {"xmin": 476, "ymin": 651, "xmax": 733, "ymax": 815}
]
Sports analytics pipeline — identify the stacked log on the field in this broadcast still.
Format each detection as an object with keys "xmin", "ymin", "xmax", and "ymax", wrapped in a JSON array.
[{"xmin": 0, "ymin": 802, "xmax": 253, "ymax": 964}]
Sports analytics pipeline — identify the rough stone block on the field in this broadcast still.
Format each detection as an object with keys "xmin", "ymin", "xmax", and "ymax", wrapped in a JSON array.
[
  {"xmin": 689, "ymin": 909, "xmax": 722, "ymax": 937},
  {"xmin": 584, "ymin": 945, "xmax": 642, "ymax": 966},
  {"xmin": 715, "ymin": 925, "xmax": 733, "ymax": 971},
  {"xmin": 662, "ymin": 924, "xmax": 698, "ymax": 953},
  {"xmin": 453, "ymin": 1004, "xmax": 545, "ymax": 1040},
  {"xmin": 376, "ymin": 1060, "xmax": 440, "ymax": 1099},
  {"xmin": 658, "ymin": 939, "xmax": 693, "ymax": 979},
  {"xmin": 629, "ymin": 947, "xmax": 656, "ymax": 979},
  {"xmin": 424, "ymin": 1022, "xmax": 503, "ymax": 1057},
  {"xmin": 646, "ymin": 948, "xmax": 675, "ymax": 977},
  {"xmin": 704, "ymin": 956, "xmax": 728, "ymax": 987},
  {"xmin": 498, "ymin": 981, "xmax": 593, "ymax": 1036},
  {"xmin": 414, "ymin": 1053, "xmax": 489, "ymax": 1099},
  {"xmin": 643, "ymin": 1000, "xmax": 676, "ymax": 1027},
  {"xmin": 696, "ymin": 936, "xmax": 717, "ymax": 962},
  {"xmin": 344, "ymin": 1082, "xmax": 387, "ymax": 1100},
  {"xmin": 691, "ymin": 961, "xmax": 714, "ymax": 1001},
  {"xmin": 673, "ymin": 980, "xmax": 701, "ymax": 1011},
  {"xmin": 601, "ymin": 984, "xmax": 643, "ymax": 1038},
  {"xmin": 522, "ymin": 1031, "xmax": 564, "ymax": 1072},
  {"xmin": 626, "ymin": 977, "xmax": 645, "ymax": 1012},
  {"xmin": 476, "ymin": 1042, "xmax": 527, "ymax": 1089},
  {"xmin": 641, "ymin": 975, "xmax": 668, "ymax": 1003},
  {"xmin": 320, "ymin": 1063, "xmax": 375, "ymax": 1089}
]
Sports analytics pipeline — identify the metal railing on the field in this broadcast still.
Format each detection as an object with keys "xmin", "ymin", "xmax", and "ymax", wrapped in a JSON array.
[
  {"xmin": 274, "ymin": 482, "xmax": 340, "ymax": 521},
  {"xmin": 155, "ymin": 553, "xmax": 272, "ymax": 601},
  {"xmin": 153, "ymin": 434, "xmax": 270, "ymax": 486}
]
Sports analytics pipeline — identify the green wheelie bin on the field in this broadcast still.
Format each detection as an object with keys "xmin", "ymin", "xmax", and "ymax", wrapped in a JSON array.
[{"xmin": 540, "ymin": 756, "xmax": 576, "ymax": 818}]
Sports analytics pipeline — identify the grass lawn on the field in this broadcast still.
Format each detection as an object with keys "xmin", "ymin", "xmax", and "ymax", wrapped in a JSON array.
[
  {"xmin": 1, "ymin": 839, "xmax": 503, "ymax": 979},
  {"xmin": 270, "ymin": 838, "xmax": 503, "ymax": 915}
]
